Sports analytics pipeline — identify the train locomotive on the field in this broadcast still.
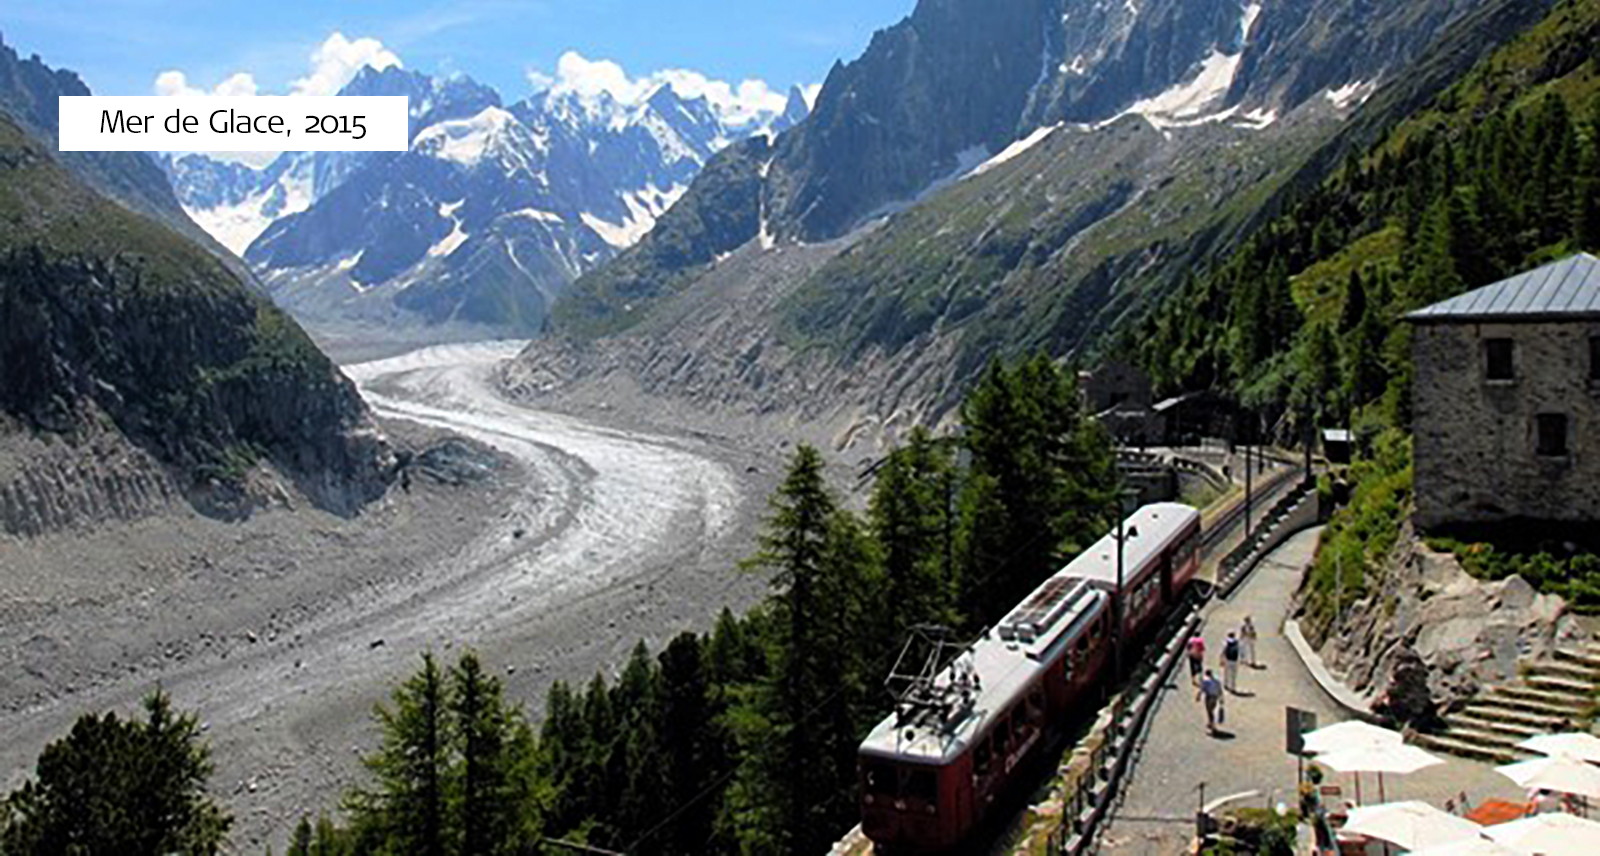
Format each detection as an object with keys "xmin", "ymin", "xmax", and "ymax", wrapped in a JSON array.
[{"xmin": 857, "ymin": 502, "xmax": 1203, "ymax": 852}]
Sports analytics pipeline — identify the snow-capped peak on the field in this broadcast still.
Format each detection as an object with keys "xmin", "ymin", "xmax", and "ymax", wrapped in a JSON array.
[{"xmin": 412, "ymin": 106, "xmax": 546, "ymax": 171}]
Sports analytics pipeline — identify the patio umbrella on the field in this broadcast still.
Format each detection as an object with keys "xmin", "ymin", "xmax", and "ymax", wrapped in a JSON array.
[
  {"xmin": 1409, "ymin": 838, "xmax": 1527, "ymax": 856},
  {"xmin": 1484, "ymin": 812, "xmax": 1600, "ymax": 854},
  {"xmin": 1517, "ymin": 733, "xmax": 1600, "ymax": 766},
  {"xmin": 1318, "ymin": 743, "xmax": 1444, "ymax": 802},
  {"xmin": 1303, "ymin": 720, "xmax": 1404, "ymax": 755},
  {"xmin": 1496, "ymin": 755, "xmax": 1600, "ymax": 799},
  {"xmin": 1342, "ymin": 801, "xmax": 1484, "ymax": 852}
]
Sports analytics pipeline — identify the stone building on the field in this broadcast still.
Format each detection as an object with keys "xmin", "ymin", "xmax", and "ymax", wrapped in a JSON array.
[
  {"xmin": 1406, "ymin": 253, "xmax": 1600, "ymax": 531},
  {"xmin": 1080, "ymin": 360, "xmax": 1155, "ymax": 446}
]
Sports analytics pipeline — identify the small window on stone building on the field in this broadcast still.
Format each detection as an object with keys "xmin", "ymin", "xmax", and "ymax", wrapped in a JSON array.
[
  {"xmin": 1536, "ymin": 413, "xmax": 1568, "ymax": 457},
  {"xmin": 1590, "ymin": 336, "xmax": 1600, "ymax": 381},
  {"xmin": 1485, "ymin": 338, "xmax": 1515, "ymax": 381}
]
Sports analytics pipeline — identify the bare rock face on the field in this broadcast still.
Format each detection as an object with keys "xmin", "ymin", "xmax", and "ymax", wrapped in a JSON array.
[{"xmin": 1316, "ymin": 524, "xmax": 1583, "ymax": 721}]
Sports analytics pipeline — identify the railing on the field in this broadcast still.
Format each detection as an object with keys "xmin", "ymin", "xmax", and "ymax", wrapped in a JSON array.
[
  {"xmin": 1048, "ymin": 601, "xmax": 1204, "ymax": 854},
  {"xmin": 1215, "ymin": 479, "xmax": 1318, "ymax": 599}
]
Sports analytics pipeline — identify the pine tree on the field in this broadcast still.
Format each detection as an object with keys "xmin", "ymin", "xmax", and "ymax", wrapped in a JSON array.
[
  {"xmin": 449, "ymin": 651, "xmax": 534, "ymax": 855},
  {"xmin": 869, "ymin": 426, "xmax": 955, "ymax": 650},
  {"xmin": 287, "ymin": 817, "xmax": 314, "ymax": 856},
  {"xmin": 613, "ymin": 642, "xmax": 666, "ymax": 851},
  {"xmin": 349, "ymin": 653, "xmax": 452, "ymax": 856},
  {"xmin": 1, "ymin": 691, "xmax": 231, "ymax": 855},
  {"xmin": 732, "ymin": 445, "xmax": 874, "ymax": 854},
  {"xmin": 652, "ymin": 632, "xmax": 721, "ymax": 855}
]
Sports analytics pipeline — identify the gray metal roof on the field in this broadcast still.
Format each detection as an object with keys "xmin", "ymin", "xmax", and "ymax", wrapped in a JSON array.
[{"xmin": 1406, "ymin": 254, "xmax": 1600, "ymax": 323}]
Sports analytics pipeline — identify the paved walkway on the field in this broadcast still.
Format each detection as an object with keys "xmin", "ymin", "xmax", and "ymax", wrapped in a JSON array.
[{"xmin": 1098, "ymin": 528, "xmax": 1524, "ymax": 855}]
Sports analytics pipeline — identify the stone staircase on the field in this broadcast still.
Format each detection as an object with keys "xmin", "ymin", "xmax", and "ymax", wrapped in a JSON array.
[{"xmin": 1414, "ymin": 641, "xmax": 1600, "ymax": 764}]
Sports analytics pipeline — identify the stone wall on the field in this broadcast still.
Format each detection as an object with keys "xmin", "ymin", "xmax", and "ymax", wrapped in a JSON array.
[{"xmin": 1412, "ymin": 319, "xmax": 1600, "ymax": 530}]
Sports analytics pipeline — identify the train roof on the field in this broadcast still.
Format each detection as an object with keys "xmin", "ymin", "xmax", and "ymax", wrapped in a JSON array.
[
  {"xmin": 858, "ymin": 503, "xmax": 1199, "ymax": 766},
  {"xmin": 859, "ymin": 579, "xmax": 1108, "ymax": 764},
  {"xmin": 1058, "ymin": 503, "xmax": 1199, "ymax": 592}
]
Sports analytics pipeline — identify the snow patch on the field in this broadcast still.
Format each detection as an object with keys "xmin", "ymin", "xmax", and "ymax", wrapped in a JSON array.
[
  {"xmin": 439, "ymin": 199, "xmax": 465, "ymax": 219},
  {"xmin": 1325, "ymin": 80, "xmax": 1373, "ymax": 110},
  {"xmin": 1103, "ymin": 2, "xmax": 1263, "ymax": 131},
  {"xmin": 506, "ymin": 208, "xmax": 565, "ymax": 224},
  {"xmin": 1240, "ymin": 2, "xmax": 1262, "ymax": 43},
  {"xmin": 580, "ymin": 183, "xmax": 688, "ymax": 249},
  {"xmin": 184, "ymin": 171, "xmax": 313, "ymax": 255},
  {"xmin": 1118, "ymin": 50, "xmax": 1240, "ymax": 128},
  {"xmin": 429, "ymin": 216, "xmax": 469, "ymax": 258},
  {"xmin": 1235, "ymin": 107, "xmax": 1277, "ymax": 129},
  {"xmin": 972, "ymin": 124, "xmax": 1060, "ymax": 177}
]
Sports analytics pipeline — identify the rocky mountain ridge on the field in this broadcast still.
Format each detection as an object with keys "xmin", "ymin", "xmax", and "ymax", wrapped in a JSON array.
[
  {"xmin": 529, "ymin": 0, "xmax": 1552, "ymax": 452},
  {"xmin": 162, "ymin": 66, "xmax": 810, "ymax": 339}
]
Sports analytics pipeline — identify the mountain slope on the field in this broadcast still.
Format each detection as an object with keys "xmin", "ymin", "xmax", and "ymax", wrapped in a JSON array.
[
  {"xmin": 522, "ymin": 0, "xmax": 1541, "ymax": 452},
  {"xmin": 0, "ymin": 114, "xmax": 394, "ymax": 528},
  {"xmin": 0, "ymin": 33, "xmax": 258, "ymax": 286}
]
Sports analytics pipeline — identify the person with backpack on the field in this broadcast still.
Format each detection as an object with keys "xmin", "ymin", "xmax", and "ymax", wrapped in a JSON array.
[
  {"xmin": 1222, "ymin": 631, "xmax": 1241, "ymax": 692},
  {"xmin": 1197, "ymin": 669, "xmax": 1224, "ymax": 734}
]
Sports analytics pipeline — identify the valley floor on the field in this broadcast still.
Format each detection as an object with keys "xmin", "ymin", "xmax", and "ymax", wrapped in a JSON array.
[{"xmin": 0, "ymin": 341, "xmax": 778, "ymax": 852}]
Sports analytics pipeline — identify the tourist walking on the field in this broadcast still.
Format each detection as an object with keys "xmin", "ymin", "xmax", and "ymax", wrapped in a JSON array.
[
  {"xmin": 1197, "ymin": 669, "xmax": 1224, "ymax": 733},
  {"xmin": 1241, "ymin": 616, "xmax": 1259, "ymax": 667},
  {"xmin": 1186, "ymin": 632, "xmax": 1206, "ymax": 686},
  {"xmin": 1222, "ymin": 631, "xmax": 1241, "ymax": 692}
]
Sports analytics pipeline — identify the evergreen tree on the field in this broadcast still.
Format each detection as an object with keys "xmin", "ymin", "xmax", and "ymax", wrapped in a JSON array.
[
  {"xmin": 732, "ymin": 445, "xmax": 874, "ymax": 854},
  {"xmin": 287, "ymin": 817, "xmax": 314, "ymax": 856},
  {"xmin": 450, "ymin": 651, "xmax": 535, "ymax": 855},
  {"xmin": 613, "ymin": 642, "xmax": 666, "ymax": 851},
  {"xmin": 651, "ymin": 632, "xmax": 721, "ymax": 855},
  {"xmin": 956, "ymin": 356, "xmax": 1117, "ymax": 624},
  {"xmin": 869, "ymin": 426, "xmax": 955, "ymax": 650},
  {"xmin": 349, "ymin": 653, "xmax": 452, "ymax": 856},
  {"xmin": 1, "ymin": 691, "xmax": 230, "ymax": 855}
]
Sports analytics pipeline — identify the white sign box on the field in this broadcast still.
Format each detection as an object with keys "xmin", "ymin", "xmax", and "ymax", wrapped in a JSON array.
[{"xmin": 58, "ymin": 96, "xmax": 409, "ymax": 152}]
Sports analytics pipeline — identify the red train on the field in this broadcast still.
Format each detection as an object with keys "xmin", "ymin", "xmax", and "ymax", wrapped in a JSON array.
[{"xmin": 858, "ymin": 502, "xmax": 1202, "ymax": 852}]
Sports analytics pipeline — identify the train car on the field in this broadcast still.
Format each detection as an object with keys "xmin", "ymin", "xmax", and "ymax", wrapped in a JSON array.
[
  {"xmin": 858, "ymin": 503, "xmax": 1201, "ymax": 853},
  {"xmin": 1059, "ymin": 502, "xmax": 1203, "ymax": 643}
]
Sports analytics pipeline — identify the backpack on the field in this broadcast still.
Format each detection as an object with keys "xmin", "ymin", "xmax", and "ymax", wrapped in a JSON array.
[{"xmin": 1224, "ymin": 638, "xmax": 1240, "ymax": 660}]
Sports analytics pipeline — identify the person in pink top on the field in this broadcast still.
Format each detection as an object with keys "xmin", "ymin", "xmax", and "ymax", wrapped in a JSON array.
[{"xmin": 1186, "ymin": 632, "xmax": 1206, "ymax": 686}]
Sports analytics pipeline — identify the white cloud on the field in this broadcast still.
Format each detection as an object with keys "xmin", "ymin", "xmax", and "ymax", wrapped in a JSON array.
[
  {"xmin": 801, "ymin": 83, "xmax": 823, "ymax": 110},
  {"xmin": 533, "ymin": 50, "xmax": 806, "ymax": 127},
  {"xmin": 290, "ymin": 32, "xmax": 403, "ymax": 96},
  {"xmin": 152, "ymin": 32, "xmax": 401, "ymax": 99},
  {"xmin": 154, "ymin": 69, "xmax": 259, "ymax": 97}
]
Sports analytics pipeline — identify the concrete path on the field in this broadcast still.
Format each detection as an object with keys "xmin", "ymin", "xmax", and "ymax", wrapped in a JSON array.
[{"xmin": 1098, "ymin": 528, "xmax": 1524, "ymax": 855}]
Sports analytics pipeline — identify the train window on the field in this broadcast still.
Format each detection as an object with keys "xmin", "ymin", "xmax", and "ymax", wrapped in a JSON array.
[
  {"xmin": 864, "ymin": 761, "xmax": 895, "ymax": 796},
  {"xmin": 1026, "ymin": 690, "xmax": 1045, "ymax": 725},
  {"xmin": 905, "ymin": 769, "xmax": 938, "ymax": 805},
  {"xmin": 1075, "ymin": 633, "xmax": 1090, "ymax": 653},
  {"xmin": 974, "ymin": 739, "xmax": 992, "ymax": 777},
  {"xmin": 996, "ymin": 715, "xmax": 1013, "ymax": 750}
]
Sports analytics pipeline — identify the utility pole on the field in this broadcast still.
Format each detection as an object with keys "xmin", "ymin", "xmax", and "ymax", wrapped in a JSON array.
[
  {"xmin": 1111, "ymin": 488, "xmax": 1139, "ymax": 683},
  {"xmin": 1244, "ymin": 417, "xmax": 1254, "ymax": 540}
]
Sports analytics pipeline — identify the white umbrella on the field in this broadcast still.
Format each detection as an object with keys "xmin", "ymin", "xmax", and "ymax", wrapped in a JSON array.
[
  {"xmin": 1518, "ymin": 733, "xmax": 1600, "ymax": 765},
  {"xmin": 1496, "ymin": 755, "xmax": 1600, "ymax": 799},
  {"xmin": 1319, "ymin": 743, "xmax": 1444, "ymax": 802},
  {"xmin": 1342, "ymin": 801, "xmax": 1485, "ymax": 851},
  {"xmin": 1303, "ymin": 719, "xmax": 1404, "ymax": 755},
  {"xmin": 1485, "ymin": 812, "xmax": 1600, "ymax": 854},
  {"xmin": 1408, "ymin": 836, "xmax": 1527, "ymax": 855}
]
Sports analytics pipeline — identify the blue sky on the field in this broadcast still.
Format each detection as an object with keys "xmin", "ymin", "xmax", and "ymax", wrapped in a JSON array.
[{"xmin": 5, "ymin": 0, "xmax": 915, "ymax": 103}]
